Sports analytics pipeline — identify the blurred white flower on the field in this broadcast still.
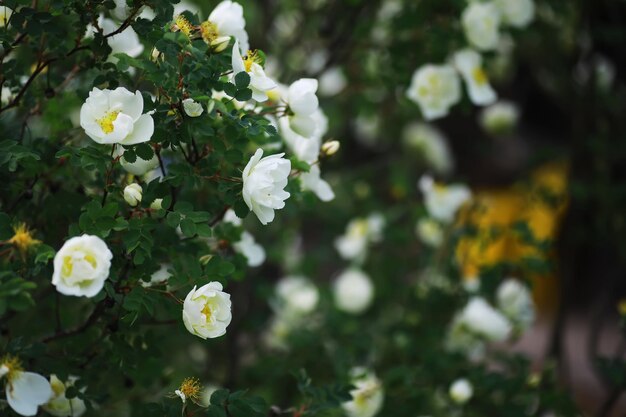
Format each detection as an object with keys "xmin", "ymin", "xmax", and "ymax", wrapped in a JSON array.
[
  {"xmin": 202, "ymin": 0, "xmax": 249, "ymax": 53},
  {"xmin": 123, "ymin": 183, "xmax": 142, "ymax": 207},
  {"xmin": 342, "ymin": 368, "xmax": 384, "ymax": 417},
  {"xmin": 354, "ymin": 114, "xmax": 380, "ymax": 147},
  {"xmin": 334, "ymin": 269, "xmax": 374, "ymax": 314},
  {"xmin": 419, "ymin": 175, "xmax": 471, "ymax": 224},
  {"xmin": 449, "ymin": 378, "xmax": 473, "ymax": 404},
  {"xmin": 335, "ymin": 213, "xmax": 385, "ymax": 261},
  {"xmin": 402, "ymin": 123, "xmax": 453, "ymax": 174},
  {"xmin": 497, "ymin": 278, "xmax": 535, "ymax": 330},
  {"xmin": 462, "ymin": 2, "xmax": 501, "ymax": 51},
  {"xmin": 495, "ymin": 0, "xmax": 535, "ymax": 28},
  {"xmin": 223, "ymin": 209, "xmax": 243, "ymax": 226},
  {"xmin": 0, "ymin": 6, "xmax": 12, "ymax": 27},
  {"xmin": 232, "ymin": 40, "xmax": 276, "ymax": 102},
  {"xmin": 280, "ymin": 109, "xmax": 328, "ymax": 163},
  {"xmin": 80, "ymin": 87, "xmax": 154, "ymax": 145},
  {"xmin": 99, "ymin": 17, "xmax": 144, "ymax": 61},
  {"xmin": 406, "ymin": 64, "xmax": 461, "ymax": 120},
  {"xmin": 233, "ymin": 231, "xmax": 266, "ymax": 267},
  {"xmin": 183, "ymin": 98, "xmax": 204, "ymax": 117},
  {"xmin": 479, "ymin": 100, "xmax": 520, "ymax": 135},
  {"xmin": 142, "ymin": 264, "xmax": 171, "ymax": 288},
  {"xmin": 285, "ymin": 78, "xmax": 320, "ymax": 138},
  {"xmin": 275, "ymin": 276, "xmax": 319, "ymax": 315},
  {"xmin": 1, "ymin": 86, "xmax": 14, "ymax": 106},
  {"xmin": 453, "ymin": 49, "xmax": 497, "ymax": 106},
  {"xmin": 458, "ymin": 297, "xmax": 512, "ymax": 342},
  {"xmin": 1, "ymin": 357, "xmax": 53, "ymax": 417},
  {"xmin": 242, "ymin": 149, "xmax": 291, "ymax": 225},
  {"xmin": 42, "ymin": 375, "xmax": 87, "ymax": 417},
  {"xmin": 319, "ymin": 67, "xmax": 347, "ymax": 96},
  {"xmin": 416, "ymin": 218, "xmax": 444, "ymax": 248},
  {"xmin": 52, "ymin": 235, "xmax": 113, "ymax": 298},
  {"xmin": 120, "ymin": 150, "xmax": 159, "ymax": 176},
  {"xmin": 300, "ymin": 164, "xmax": 335, "ymax": 202},
  {"xmin": 183, "ymin": 282, "xmax": 232, "ymax": 339}
]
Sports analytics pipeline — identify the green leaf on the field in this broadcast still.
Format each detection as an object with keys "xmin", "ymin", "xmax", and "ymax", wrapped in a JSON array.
[
  {"xmin": 180, "ymin": 218, "xmax": 197, "ymax": 237},
  {"xmin": 234, "ymin": 71, "xmax": 250, "ymax": 89}
]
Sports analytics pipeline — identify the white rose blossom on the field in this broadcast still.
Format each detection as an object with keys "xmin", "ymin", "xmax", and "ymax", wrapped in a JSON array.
[
  {"xmin": 203, "ymin": 0, "xmax": 249, "ymax": 53},
  {"xmin": 449, "ymin": 378, "xmax": 473, "ymax": 404},
  {"xmin": 98, "ymin": 17, "xmax": 144, "ymax": 62},
  {"xmin": 123, "ymin": 183, "xmax": 142, "ymax": 207},
  {"xmin": 319, "ymin": 67, "xmax": 347, "ymax": 96},
  {"xmin": 279, "ymin": 108, "xmax": 328, "ymax": 163},
  {"xmin": 275, "ymin": 276, "xmax": 319, "ymax": 315},
  {"xmin": 453, "ymin": 49, "xmax": 497, "ymax": 106},
  {"xmin": 416, "ymin": 218, "xmax": 444, "ymax": 248},
  {"xmin": 479, "ymin": 100, "xmax": 520, "ymax": 135},
  {"xmin": 119, "ymin": 150, "xmax": 159, "ymax": 176},
  {"xmin": 334, "ymin": 269, "xmax": 375, "ymax": 314},
  {"xmin": 80, "ymin": 87, "xmax": 154, "ymax": 145},
  {"xmin": 183, "ymin": 282, "xmax": 232, "ymax": 339},
  {"xmin": 335, "ymin": 213, "xmax": 385, "ymax": 261},
  {"xmin": 233, "ymin": 231, "xmax": 266, "ymax": 267},
  {"xmin": 495, "ymin": 0, "xmax": 535, "ymax": 28},
  {"xmin": 406, "ymin": 64, "xmax": 461, "ymax": 120},
  {"xmin": 0, "ymin": 6, "xmax": 13, "ymax": 27},
  {"xmin": 0, "ymin": 358, "xmax": 53, "ymax": 417},
  {"xmin": 141, "ymin": 264, "xmax": 172, "ymax": 288},
  {"xmin": 419, "ymin": 175, "xmax": 471, "ymax": 224},
  {"xmin": 300, "ymin": 164, "xmax": 335, "ymax": 202},
  {"xmin": 342, "ymin": 368, "xmax": 384, "ymax": 417},
  {"xmin": 457, "ymin": 297, "xmax": 512, "ymax": 342},
  {"xmin": 52, "ymin": 235, "xmax": 113, "ymax": 298},
  {"xmin": 183, "ymin": 98, "xmax": 204, "ymax": 117},
  {"xmin": 402, "ymin": 122, "xmax": 453, "ymax": 175},
  {"xmin": 231, "ymin": 40, "xmax": 276, "ymax": 102},
  {"xmin": 462, "ymin": 2, "xmax": 501, "ymax": 51},
  {"xmin": 42, "ymin": 375, "xmax": 87, "ymax": 417},
  {"xmin": 285, "ymin": 78, "xmax": 320, "ymax": 138},
  {"xmin": 242, "ymin": 148, "xmax": 291, "ymax": 225},
  {"xmin": 497, "ymin": 278, "xmax": 535, "ymax": 330}
]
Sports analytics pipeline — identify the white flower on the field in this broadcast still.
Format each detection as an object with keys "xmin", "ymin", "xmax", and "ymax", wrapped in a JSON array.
[
  {"xmin": 342, "ymin": 368, "xmax": 384, "ymax": 417},
  {"xmin": 123, "ymin": 183, "xmax": 142, "ymax": 207},
  {"xmin": 335, "ymin": 213, "xmax": 385, "ymax": 261},
  {"xmin": 406, "ymin": 64, "xmax": 461, "ymax": 120},
  {"xmin": 479, "ymin": 100, "xmax": 519, "ymax": 135},
  {"xmin": 285, "ymin": 78, "xmax": 320, "ymax": 138},
  {"xmin": 183, "ymin": 282, "xmax": 232, "ymax": 339},
  {"xmin": 462, "ymin": 2, "xmax": 501, "ymax": 51},
  {"xmin": 449, "ymin": 378, "xmax": 473, "ymax": 404},
  {"xmin": 0, "ymin": 359, "xmax": 53, "ymax": 417},
  {"xmin": 453, "ymin": 49, "xmax": 497, "ymax": 106},
  {"xmin": 231, "ymin": 40, "xmax": 276, "ymax": 102},
  {"xmin": 99, "ymin": 17, "xmax": 144, "ymax": 61},
  {"xmin": 458, "ymin": 297, "xmax": 512, "ymax": 342},
  {"xmin": 52, "ymin": 235, "xmax": 113, "ymax": 297},
  {"xmin": 142, "ymin": 264, "xmax": 171, "ymax": 287},
  {"xmin": 242, "ymin": 148, "xmax": 291, "ymax": 225},
  {"xmin": 319, "ymin": 67, "xmax": 347, "ymax": 96},
  {"xmin": 419, "ymin": 175, "xmax": 471, "ymax": 224},
  {"xmin": 416, "ymin": 218, "xmax": 444, "ymax": 248},
  {"xmin": 120, "ymin": 151, "xmax": 159, "ymax": 176},
  {"xmin": 497, "ymin": 278, "xmax": 534, "ymax": 330},
  {"xmin": 42, "ymin": 375, "xmax": 87, "ymax": 417},
  {"xmin": 233, "ymin": 231, "xmax": 266, "ymax": 267},
  {"xmin": 300, "ymin": 165, "xmax": 335, "ymax": 202},
  {"xmin": 204, "ymin": 1, "xmax": 249, "ymax": 53},
  {"xmin": 334, "ymin": 269, "xmax": 374, "ymax": 314},
  {"xmin": 279, "ymin": 109, "xmax": 328, "ymax": 163},
  {"xmin": 183, "ymin": 98, "xmax": 204, "ymax": 117},
  {"xmin": 80, "ymin": 87, "xmax": 154, "ymax": 145},
  {"xmin": 402, "ymin": 123, "xmax": 453, "ymax": 174},
  {"xmin": 0, "ymin": 6, "xmax": 13, "ymax": 27},
  {"xmin": 223, "ymin": 209, "xmax": 243, "ymax": 226},
  {"xmin": 495, "ymin": 0, "xmax": 535, "ymax": 28},
  {"xmin": 275, "ymin": 276, "xmax": 319, "ymax": 315}
]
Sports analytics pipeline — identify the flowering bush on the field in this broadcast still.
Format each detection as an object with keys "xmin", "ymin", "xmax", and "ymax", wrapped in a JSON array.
[{"xmin": 2, "ymin": 0, "xmax": 625, "ymax": 417}]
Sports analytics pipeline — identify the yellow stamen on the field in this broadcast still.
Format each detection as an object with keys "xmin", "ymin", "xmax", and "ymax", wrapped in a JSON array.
[
  {"xmin": 201, "ymin": 302, "xmax": 213, "ymax": 323},
  {"xmin": 7, "ymin": 223, "xmax": 41, "ymax": 256},
  {"xmin": 472, "ymin": 67, "xmax": 488, "ymax": 85},
  {"xmin": 200, "ymin": 21, "xmax": 219, "ymax": 44},
  {"xmin": 96, "ymin": 110, "xmax": 120, "ymax": 134},
  {"xmin": 618, "ymin": 299, "xmax": 626, "ymax": 316},
  {"xmin": 178, "ymin": 377, "xmax": 202, "ymax": 403},
  {"xmin": 174, "ymin": 15, "xmax": 194, "ymax": 38},
  {"xmin": 243, "ymin": 50, "xmax": 262, "ymax": 73},
  {"xmin": 1, "ymin": 355, "xmax": 23, "ymax": 383}
]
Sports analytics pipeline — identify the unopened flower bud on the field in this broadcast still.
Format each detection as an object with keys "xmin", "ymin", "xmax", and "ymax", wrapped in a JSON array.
[
  {"xmin": 321, "ymin": 140, "xmax": 340, "ymax": 156},
  {"xmin": 123, "ymin": 183, "xmax": 142, "ymax": 207}
]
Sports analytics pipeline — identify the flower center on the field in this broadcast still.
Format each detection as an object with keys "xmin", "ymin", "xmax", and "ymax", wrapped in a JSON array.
[
  {"xmin": 243, "ymin": 50, "xmax": 262, "ymax": 73},
  {"xmin": 7, "ymin": 223, "xmax": 40, "ymax": 255},
  {"xmin": 201, "ymin": 302, "xmax": 213, "ymax": 323},
  {"xmin": 200, "ymin": 20, "xmax": 219, "ymax": 43},
  {"xmin": 178, "ymin": 377, "xmax": 202, "ymax": 402},
  {"xmin": 97, "ymin": 110, "xmax": 120, "ymax": 134},
  {"xmin": 0, "ymin": 355, "xmax": 23, "ymax": 383},
  {"xmin": 471, "ymin": 67, "xmax": 488, "ymax": 85},
  {"xmin": 174, "ymin": 15, "xmax": 194, "ymax": 38}
]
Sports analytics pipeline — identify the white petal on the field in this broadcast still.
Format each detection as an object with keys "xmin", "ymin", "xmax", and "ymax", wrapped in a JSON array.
[
  {"xmin": 6, "ymin": 372, "xmax": 53, "ymax": 417},
  {"xmin": 121, "ymin": 114, "xmax": 154, "ymax": 145}
]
